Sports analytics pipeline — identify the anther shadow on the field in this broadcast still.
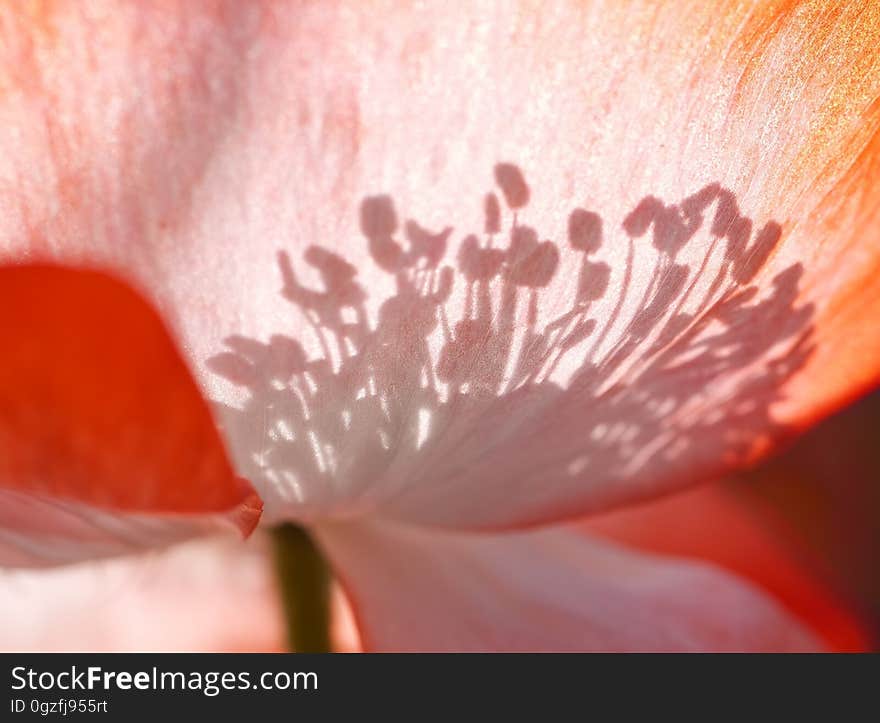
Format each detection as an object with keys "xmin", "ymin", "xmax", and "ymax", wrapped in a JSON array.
[{"xmin": 208, "ymin": 164, "xmax": 814, "ymax": 525}]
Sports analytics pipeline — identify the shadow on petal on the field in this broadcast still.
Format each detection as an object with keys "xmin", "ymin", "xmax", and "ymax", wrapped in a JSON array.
[{"xmin": 209, "ymin": 164, "xmax": 813, "ymax": 530}]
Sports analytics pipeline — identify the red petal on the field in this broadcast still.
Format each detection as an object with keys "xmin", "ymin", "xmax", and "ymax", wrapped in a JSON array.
[{"xmin": 0, "ymin": 265, "xmax": 260, "ymax": 562}]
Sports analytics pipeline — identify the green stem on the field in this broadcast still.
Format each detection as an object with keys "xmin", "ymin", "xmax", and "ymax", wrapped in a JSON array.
[{"xmin": 271, "ymin": 523, "xmax": 332, "ymax": 653}]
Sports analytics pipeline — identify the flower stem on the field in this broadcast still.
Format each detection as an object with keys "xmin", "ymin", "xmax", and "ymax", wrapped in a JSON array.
[{"xmin": 271, "ymin": 523, "xmax": 332, "ymax": 652}]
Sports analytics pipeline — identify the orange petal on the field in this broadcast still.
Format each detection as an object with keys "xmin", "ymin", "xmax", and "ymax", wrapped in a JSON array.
[{"xmin": 0, "ymin": 265, "xmax": 260, "ymax": 563}]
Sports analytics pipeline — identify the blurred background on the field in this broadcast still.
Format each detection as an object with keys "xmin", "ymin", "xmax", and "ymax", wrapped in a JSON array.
[{"xmin": 730, "ymin": 386, "xmax": 880, "ymax": 648}]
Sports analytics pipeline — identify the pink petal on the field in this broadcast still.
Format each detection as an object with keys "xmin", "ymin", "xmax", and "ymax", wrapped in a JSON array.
[
  {"xmin": 0, "ymin": 489, "xmax": 232, "ymax": 567},
  {"xmin": 0, "ymin": 3, "xmax": 879, "ymax": 527},
  {"xmin": 0, "ymin": 533, "xmax": 360, "ymax": 652},
  {"xmin": 586, "ymin": 482, "xmax": 871, "ymax": 651},
  {"xmin": 318, "ymin": 521, "xmax": 820, "ymax": 651},
  {"xmin": 0, "ymin": 536, "xmax": 283, "ymax": 651}
]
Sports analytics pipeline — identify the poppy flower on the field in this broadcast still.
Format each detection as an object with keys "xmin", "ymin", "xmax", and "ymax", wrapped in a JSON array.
[{"xmin": 1, "ymin": 1, "xmax": 879, "ymax": 651}]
